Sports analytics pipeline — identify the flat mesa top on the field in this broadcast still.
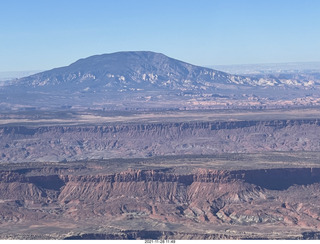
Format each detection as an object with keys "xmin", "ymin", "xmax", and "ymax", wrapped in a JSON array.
[{"xmin": 1, "ymin": 108, "xmax": 320, "ymax": 127}]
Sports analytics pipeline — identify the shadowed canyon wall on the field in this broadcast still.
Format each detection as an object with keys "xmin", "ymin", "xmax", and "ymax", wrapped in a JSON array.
[{"xmin": 1, "ymin": 168, "xmax": 320, "ymax": 228}]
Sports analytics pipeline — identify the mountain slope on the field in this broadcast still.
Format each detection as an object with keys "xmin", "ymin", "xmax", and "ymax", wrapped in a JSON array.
[{"xmin": 15, "ymin": 51, "xmax": 253, "ymax": 92}]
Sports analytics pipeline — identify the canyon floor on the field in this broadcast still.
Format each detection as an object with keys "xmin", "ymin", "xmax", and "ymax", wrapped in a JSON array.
[{"xmin": 1, "ymin": 108, "xmax": 320, "ymax": 239}]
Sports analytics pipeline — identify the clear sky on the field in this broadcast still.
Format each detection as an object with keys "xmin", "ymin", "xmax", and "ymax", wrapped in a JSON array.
[{"xmin": 1, "ymin": 0, "xmax": 320, "ymax": 72}]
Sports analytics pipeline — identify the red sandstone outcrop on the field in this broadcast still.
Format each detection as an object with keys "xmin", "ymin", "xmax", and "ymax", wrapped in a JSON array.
[{"xmin": 1, "ymin": 167, "xmax": 320, "ymax": 239}]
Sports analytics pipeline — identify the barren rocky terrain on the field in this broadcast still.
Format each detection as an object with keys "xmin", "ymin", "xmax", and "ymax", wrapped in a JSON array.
[
  {"xmin": 2, "ymin": 109, "xmax": 320, "ymax": 163},
  {"xmin": 1, "ymin": 109, "xmax": 320, "ymax": 239},
  {"xmin": 1, "ymin": 155, "xmax": 320, "ymax": 240}
]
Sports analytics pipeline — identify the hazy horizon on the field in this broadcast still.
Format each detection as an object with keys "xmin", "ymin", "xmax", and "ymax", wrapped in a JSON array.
[
  {"xmin": 1, "ymin": 55, "xmax": 319, "ymax": 74},
  {"xmin": 1, "ymin": 58, "xmax": 320, "ymax": 81}
]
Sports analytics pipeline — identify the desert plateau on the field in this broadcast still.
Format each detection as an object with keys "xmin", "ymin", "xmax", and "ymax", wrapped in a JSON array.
[{"xmin": 1, "ymin": 107, "xmax": 320, "ymax": 240}]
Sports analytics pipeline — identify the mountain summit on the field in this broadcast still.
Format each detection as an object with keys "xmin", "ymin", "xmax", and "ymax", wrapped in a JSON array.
[{"xmin": 16, "ymin": 51, "xmax": 252, "ymax": 91}]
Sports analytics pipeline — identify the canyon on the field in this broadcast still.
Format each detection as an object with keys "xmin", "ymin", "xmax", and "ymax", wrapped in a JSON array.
[
  {"xmin": 1, "ymin": 159, "xmax": 320, "ymax": 239},
  {"xmin": 2, "ymin": 109, "xmax": 320, "ymax": 163},
  {"xmin": 1, "ymin": 108, "xmax": 320, "ymax": 239}
]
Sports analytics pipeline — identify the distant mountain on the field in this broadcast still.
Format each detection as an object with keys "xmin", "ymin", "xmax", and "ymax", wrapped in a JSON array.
[
  {"xmin": 15, "ymin": 51, "xmax": 256, "ymax": 92},
  {"xmin": 1, "ymin": 51, "xmax": 320, "ymax": 111}
]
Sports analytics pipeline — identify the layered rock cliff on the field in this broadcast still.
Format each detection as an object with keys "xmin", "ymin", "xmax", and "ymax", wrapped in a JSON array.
[
  {"xmin": 1, "ymin": 166, "xmax": 320, "ymax": 239},
  {"xmin": 1, "ymin": 119, "xmax": 320, "ymax": 163}
]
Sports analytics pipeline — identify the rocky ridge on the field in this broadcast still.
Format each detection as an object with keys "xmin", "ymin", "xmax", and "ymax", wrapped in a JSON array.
[{"xmin": 1, "ymin": 166, "xmax": 320, "ymax": 239}]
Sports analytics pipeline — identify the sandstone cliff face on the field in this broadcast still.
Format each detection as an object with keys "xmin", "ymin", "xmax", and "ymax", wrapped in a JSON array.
[
  {"xmin": 1, "ymin": 119, "xmax": 320, "ymax": 162},
  {"xmin": 1, "ymin": 167, "xmax": 320, "ymax": 238}
]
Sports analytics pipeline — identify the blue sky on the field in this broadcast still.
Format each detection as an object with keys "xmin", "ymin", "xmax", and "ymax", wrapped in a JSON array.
[{"xmin": 1, "ymin": 0, "xmax": 319, "ymax": 71}]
